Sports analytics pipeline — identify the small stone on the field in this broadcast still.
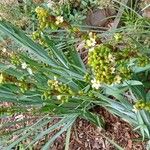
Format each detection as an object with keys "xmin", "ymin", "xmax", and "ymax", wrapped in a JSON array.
[{"xmin": 86, "ymin": 8, "xmax": 116, "ymax": 27}]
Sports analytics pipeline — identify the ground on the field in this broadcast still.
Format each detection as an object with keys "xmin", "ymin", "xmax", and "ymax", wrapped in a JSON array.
[{"xmin": 51, "ymin": 107, "xmax": 145, "ymax": 150}]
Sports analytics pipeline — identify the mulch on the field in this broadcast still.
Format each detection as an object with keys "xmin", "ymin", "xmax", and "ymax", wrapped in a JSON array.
[{"xmin": 51, "ymin": 107, "xmax": 146, "ymax": 150}]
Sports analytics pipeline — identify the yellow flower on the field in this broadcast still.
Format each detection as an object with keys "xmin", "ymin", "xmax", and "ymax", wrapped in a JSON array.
[
  {"xmin": 89, "ymin": 32, "xmax": 96, "ymax": 39},
  {"xmin": 57, "ymin": 95, "xmax": 62, "ymax": 100},
  {"xmin": 114, "ymin": 75, "xmax": 122, "ymax": 84},
  {"xmin": 27, "ymin": 68, "xmax": 33, "ymax": 75},
  {"xmin": 0, "ymin": 73, "xmax": 4, "ymax": 84},
  {"xmin": 91, "ymin": 78, "xmax": 101, "ymax": 89},
  {"xmin": 132, "ymin": 105, "xmax": 138, "ymax": 113},
  {"xmin": 35, "ymin": 6, "xmax": 40, "ymax": 13},
  {"xmin": 55, "ymin": 16, "xmax": 64, "ymax": 25},
  {"xmin": 89, "ymin": 47, "xmax": 95, "ymax": 52},
  {"xmin": 2, "ymin": 48, "xmax": 6, "ymax": 53},
  {"xmin": 114, "ymin": 33, "xmax": 122, "ymax": 41},
  {"xmin": 21, "ymin": 62, "xmax": 27, "ymax": 69},
  {"xmin": 54, "ymin": 76, "xmax": 57, "ymax": 80},
  {"xmin": 108, "ymin": 54, "xmax": 115, "ymax": 63},
  {"xmin": 89, "ymin": 32, "xmax": 93, "ymax": 38},
  {"xmin": 110, "ymin": 67, "xmax": 115, "ymax": 74},
  {"xmin": 35, "ymin": 7, "xmax": 48, "ymax": 18},
  {"xmin": 86, "ymin": 38, "xmax": 96, "ymax": 47}
]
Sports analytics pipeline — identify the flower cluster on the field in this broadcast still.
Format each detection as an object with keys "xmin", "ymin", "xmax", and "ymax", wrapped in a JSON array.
[
  {"xmin": 55, "ymin": 16, "xmax": 64, "ymax": 25},
  {"xmin": 134, "ymin": 100, "xmax": 150, "ymax": 112},
  {"xmin": 10, "ymin": 54, "xmax": 33, "ymax": 75},
  {"xmin": 17, "ymin": 80, "xmax": 29, "ymax": 93},
  {"xmin": 1, "ymin": 73, "xmax": 32, "ymax": 93},
  {"xmin": 85, "ymin": 32, "xmax": 97, "ymax": 52},
  {"xmin": 137, "ymin": 55, "xmax": 150, "ymax": 67},
  {"xmin": 1, "ymin": 73, "xmax": 31, "ymax": 93},
  {"xmin": 43, "ymin": 77, "xmax": 74, "ymax": 103},
  {"xmin": 35, "ymin": 6, "xmax": 64, "ymax": 30},
  {"xmin": 88, "ymin": 44, "xmax": 134, "ymax": 88},
  {"xmin": 11, "ymin": 54, "xmax": 22, "ymax": 66},
  {"xmin": 47, "ymin": 78, "xmax": 73, "ymax": 95},
  {"xmin": 33, "ymin": 7, "xmax": 65, "ymax": 46},
  {"xmin": 35, "ymin": 6, "xmax": 49, "ymax": 29}
]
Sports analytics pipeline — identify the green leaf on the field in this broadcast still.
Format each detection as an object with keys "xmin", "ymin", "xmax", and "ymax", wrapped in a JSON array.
[
  {"xmin": 65, "ymin": 126, "xmax": 72, "ymax": 150},
  {"xmin": 82, "ymin": 111, "xmax": 104, "ymax": 128},
  {"xmin": 0, "ymin": 19, "xmax": 57, "ymax": 67},
  {"xmin": 44, "ymin": 36, "xmax": 69, "ymax": 69},
  {"xmin": 41, "ymin": 114, "xmax": 77, "ymax": 150},
  {"xmin": 5, "ymin": 115, "xmax": 52, "ymax": 150},
  {"xmin": 69, "ymin": 47, "xmax": 86, "ymax": 70}
]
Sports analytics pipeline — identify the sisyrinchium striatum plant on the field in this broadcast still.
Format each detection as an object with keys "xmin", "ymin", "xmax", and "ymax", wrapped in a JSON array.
[{"xmin": 0, "ymin": 1, "xmax": 150, "ymax": 149}]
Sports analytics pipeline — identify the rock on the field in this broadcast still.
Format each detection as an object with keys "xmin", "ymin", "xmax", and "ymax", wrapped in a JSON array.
[
  {"xmin": 141, "ymin": 0, "xmax": 150, "ymax": 18},
  {"xmin": 86, "ymin": 8, "xmax": 116, "ymax": 27},
  {"xmin": 143, "ymin": 8, "xmax": 150, "ymax": 18}
]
